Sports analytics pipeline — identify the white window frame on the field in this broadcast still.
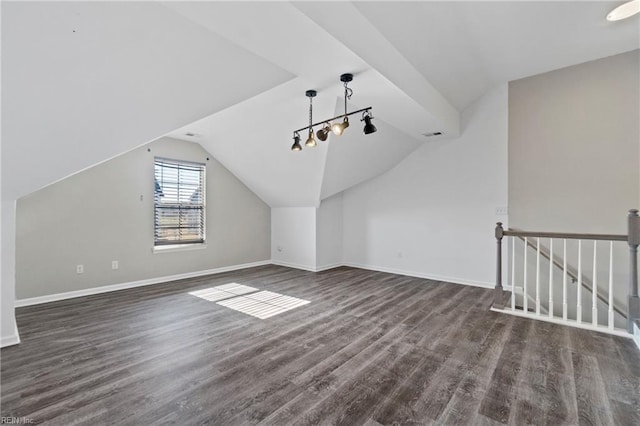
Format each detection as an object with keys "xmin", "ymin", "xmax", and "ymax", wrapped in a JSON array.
[{"xmin": 153, "ymin": 157, "xmax": 206, "ymax": 250}]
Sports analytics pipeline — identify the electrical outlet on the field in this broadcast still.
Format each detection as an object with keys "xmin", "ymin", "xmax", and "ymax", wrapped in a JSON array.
[
  {"xmin": 76, "ymin": 264, "xmax": 84, "ymax": 274},
  {"xmin": 112, "ymin": 260, "xmax": 119, "ymax": 270}
]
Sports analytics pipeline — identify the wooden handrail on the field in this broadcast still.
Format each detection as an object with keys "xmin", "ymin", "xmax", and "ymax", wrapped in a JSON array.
[{"xmin": 503, "ymin": 230, "xmax": 627, "ymax": 242}]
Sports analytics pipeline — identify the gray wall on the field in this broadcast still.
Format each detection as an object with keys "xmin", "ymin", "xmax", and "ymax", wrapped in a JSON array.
[
  {"xmin": 16, "ymin": 137, "xmax": 270, "ymax": 299},
  {"xmin": 509, "ymin": 49, "xmax": 639, "ymax": 234},
  {"xmin": 508, "ymin": 50, "xmax": 639, "ymax": 319}
]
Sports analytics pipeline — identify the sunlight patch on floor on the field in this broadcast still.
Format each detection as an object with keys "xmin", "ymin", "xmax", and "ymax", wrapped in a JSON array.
[
  {"xmin": 188, "ymin": 285, "xmax": 310, "ymax": 319},
  {"xmin": 188, "ymin": 283, "xmax": 258, "ymax": 302},
  {"xmin": 217, "ymin": 291, "xmax": 310, "ymax": 319}
]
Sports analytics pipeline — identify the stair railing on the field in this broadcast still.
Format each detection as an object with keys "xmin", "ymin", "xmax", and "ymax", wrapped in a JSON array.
[
  {"xmin": 493, "ymin": 209, "xmax": 639, "ymax": 336},
  {"xmin": 514, "ymin": 234, "xmax": 627, "ymax": 320}
]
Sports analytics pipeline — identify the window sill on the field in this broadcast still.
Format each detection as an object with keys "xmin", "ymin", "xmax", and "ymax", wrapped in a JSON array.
[{"xmin": 153, "ymin": 244, "xmax": 207, "ymax": 254}]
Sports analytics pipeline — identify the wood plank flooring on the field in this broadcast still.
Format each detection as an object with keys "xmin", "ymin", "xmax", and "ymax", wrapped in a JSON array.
[{"xmin": 1, "ymin": 265, "xmax": 639, "ymax": 425}]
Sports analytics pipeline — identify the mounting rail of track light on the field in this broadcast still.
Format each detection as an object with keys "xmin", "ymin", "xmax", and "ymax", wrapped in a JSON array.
[{"xmin": 291, "ymin": 73, "xmax": 377, "ymax": 152}]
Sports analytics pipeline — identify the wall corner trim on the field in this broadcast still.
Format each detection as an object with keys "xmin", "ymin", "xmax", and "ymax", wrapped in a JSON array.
[
  {"xmin": 271, "ymin": 260, "xmax": 318, "ymax": 272},
  {"xmin": 0, "ymin": 323, "xmax": 21, "ymax": 348},
  {"xmin": 15, "ymin": 260, "xmax": 271, "ymax": 308},
  {"xmin": 315, "ymin": 263, "xmax": 343, "ymax": 272},
  {"xmin": 271, "ymin": 261, "xmax": 342, "ymax": 273}
]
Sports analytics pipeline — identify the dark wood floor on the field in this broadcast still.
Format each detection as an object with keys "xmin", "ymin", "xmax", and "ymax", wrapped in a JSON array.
[{"xmin": 1, "ymin": 265, "xmax": 639, "ymax": 425}]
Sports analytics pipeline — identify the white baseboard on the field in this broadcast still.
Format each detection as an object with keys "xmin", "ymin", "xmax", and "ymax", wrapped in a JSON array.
[
  {"xmin": 14, "ymin": 258, "xmax": 492, "ymax": 313},
  {"xmin": 342, "ymin": 262, "xmax": 494, "ymax": 289},
  {"xmin": 0, "ymin": 323, "xmax": 21, "ymax": 348},
  {"xmin": 15, "ymin": 260, "xmax": 271, "ymax": 307},
  {"xmin": 634, "ymin": 322, "xmax": 640, "ymax": 351},
  {"xmin": 271, "ymin": 260, "xmax": 318, "ymax": 272}
]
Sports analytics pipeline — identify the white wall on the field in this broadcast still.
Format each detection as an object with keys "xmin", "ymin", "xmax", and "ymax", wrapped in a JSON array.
[
  {"xmin": 271, "ymin": 196, "xmax": 343, "ymax": 272},
  {"xmin": 15, "ymin": 137, "xmax": 271, "ymax": 300},
  {"xmin": 316, "ymin": 194, "xmax": 344, "ymax": 270},
  {"xmin": 342, "ymin": 84, "xmax": 509, "ymax": 287},
  {"xmin": 271, "ymin": 207, "xmax": 317, "ymax": 271}
]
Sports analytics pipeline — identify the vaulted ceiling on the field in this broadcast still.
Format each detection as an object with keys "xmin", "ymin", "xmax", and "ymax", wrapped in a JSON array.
[{"xmin": 3, "ymin": 1, "xmax": 638, "ymax": 207}]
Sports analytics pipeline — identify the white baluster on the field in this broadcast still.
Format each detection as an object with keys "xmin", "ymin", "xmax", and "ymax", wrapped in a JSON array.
[
  {"xmin": 524, "ymin": 237, "xmax": 528, "ymax": 313},
  {"xmin": 608, "ymin": 241, "xmax": 614, "ymax": 330},
  {"xmin": 536, "ymin": 238, "xmax": 541, "ymax": 316},
  {"xmin": 549, "ymin": 239, "xmax": 554, "ymax": 319},
  {"xmin": 577, "ymin": 240, "xmax": 582, "ymax": 324},
  {"xmin": 511, "ymin": 237, "xmax": 516, "ymax": 310},
  {"xmin": 592, "ymin": 241, "xmax": 598, "ymax": 326},
  {"xmin": 563, "ymin": 239, "xmax": 568, "ymax": 321}
]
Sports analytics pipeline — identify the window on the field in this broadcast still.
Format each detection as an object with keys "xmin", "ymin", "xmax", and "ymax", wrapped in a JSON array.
[{"xmin": 154, "ymin": 158, "xmax": 205, "ymax": 246}]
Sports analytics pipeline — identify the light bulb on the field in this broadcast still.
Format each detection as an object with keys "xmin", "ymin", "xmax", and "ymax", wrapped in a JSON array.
[
  {"xmin": 305, "ymin": 131, "xmax": 317, "ymax": 147},
  {"xmin": 331, "ymin": 117, "xmax": 349, "ymax": 136},
  {"xmin": 607, "ymin": 0, "xmax": 640, "ymax": 21}
]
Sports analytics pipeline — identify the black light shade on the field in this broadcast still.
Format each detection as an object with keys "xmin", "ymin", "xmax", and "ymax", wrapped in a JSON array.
[
  {"xmin": 363, "ymin": 114, "xmax": 377, "ymax": 135},
  {"xmin": 291, "ymin": 134, "xmax": 302, "ymax": 151},
  {"xmin": 316, "ymin": 123, "xmax": 331, "ymax": 141}
]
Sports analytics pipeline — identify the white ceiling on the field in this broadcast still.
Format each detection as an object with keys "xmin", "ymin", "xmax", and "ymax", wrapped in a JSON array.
[
  {"xmin": 353, "ymin": 1, "xmax": 640, "ymax": 110},
  {"xmin": 3, "ymin": 1, "xmax": 638, "ymax": 207}
]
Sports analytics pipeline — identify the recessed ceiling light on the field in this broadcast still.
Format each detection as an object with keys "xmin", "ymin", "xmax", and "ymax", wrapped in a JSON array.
[
  {"xmin": 607, "ymin": 0, "xmax": 640, "ymax": 21},
  {"xmin": 184, "ymin": 132, "xmax": 199, "ymax": 137},
  {"xmin": 422, "ymin": 131, "xmax": 443, "ymax": 138}
]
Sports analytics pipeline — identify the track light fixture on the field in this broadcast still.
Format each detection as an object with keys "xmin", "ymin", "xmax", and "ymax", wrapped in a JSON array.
[{"xmin": 291, "ymin": 73, "xmax": 376, "ymax": 151}]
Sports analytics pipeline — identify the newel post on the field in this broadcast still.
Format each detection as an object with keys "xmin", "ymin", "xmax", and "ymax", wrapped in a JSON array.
[
  {"xmin": 628, "ymin": 209, "xmax": 640, "ymax": 333},
  {"xmin": 494, "ymin": 222, "xmax": 505, "ymax": 309}
]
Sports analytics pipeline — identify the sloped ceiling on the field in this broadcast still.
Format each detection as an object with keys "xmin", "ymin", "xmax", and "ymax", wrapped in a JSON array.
[
  {"xmin": 1, "ymin": 1, "xmax": 293, "ymax": 201},
  {"xmin": 3, "ymin": 1, "xmax": 639, "ymax": 208}
]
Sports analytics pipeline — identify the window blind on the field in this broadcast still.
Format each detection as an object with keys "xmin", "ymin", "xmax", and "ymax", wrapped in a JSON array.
[{"xmin": 154, "ymin": 158, "xmax": 205, "ymax": 246}]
